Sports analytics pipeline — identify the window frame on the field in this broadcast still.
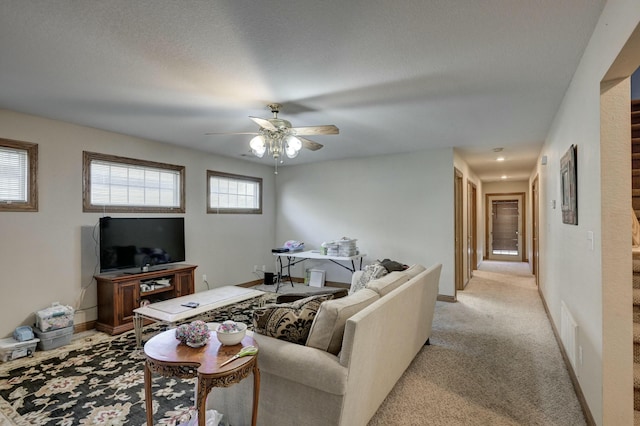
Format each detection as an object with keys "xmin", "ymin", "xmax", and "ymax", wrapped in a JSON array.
[
  {"xmin": 83, "ymin": 151, "xmax": 185, "ymax": 213},
  {"xmin": 0, "ymin": 138, "xmax": 38, "ymax": 212},
  {"xmin": 207, "ymin": 170, "xmax": 263, "ymax": 214}
]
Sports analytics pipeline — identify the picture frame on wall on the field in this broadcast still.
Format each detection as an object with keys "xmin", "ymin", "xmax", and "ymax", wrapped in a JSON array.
[{"xmin": 560, "ymin": 144, "xmax": 578, "ymax": 225}]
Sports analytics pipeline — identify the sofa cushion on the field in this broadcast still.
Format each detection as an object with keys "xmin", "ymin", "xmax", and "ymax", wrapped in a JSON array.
[
  {"xmin": 306, "ymin": 289, "xmax": 379, "ymax": 354},
  {"xmin": 252, "ymin": 294, "xmax": 334, "ymax": 344},
  {"xmin": 400, "ymin": 264, "xmax": 427, "ymax": 279},
  {"xmin": 365, "ymin": 272, "xmax": 410, "ymax": 297}
]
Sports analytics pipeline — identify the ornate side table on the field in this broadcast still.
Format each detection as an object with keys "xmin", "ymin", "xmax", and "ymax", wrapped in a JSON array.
[{"xmin": 143, "ymin": 329, "xmax": 260, "ymax": 426}]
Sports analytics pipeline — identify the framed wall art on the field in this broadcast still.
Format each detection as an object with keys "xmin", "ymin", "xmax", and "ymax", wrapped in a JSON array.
[{"xmin": 560, "ymin": 144, "xmax": 578, "ymax": 225}]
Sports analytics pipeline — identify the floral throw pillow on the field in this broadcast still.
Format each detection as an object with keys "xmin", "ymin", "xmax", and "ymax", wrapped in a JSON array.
[
  {"xmin": 252, "ymin": 294, "xmax": 334, "ymax": 344},
  {"xmin": 350, "ymin": 263, "xmax": 388, "ymax": 295}
]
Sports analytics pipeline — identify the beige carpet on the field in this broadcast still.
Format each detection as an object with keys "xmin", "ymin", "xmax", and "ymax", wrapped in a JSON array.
[{"xmin": 368, "ymin": 261, "xmax": 586, "ymax": 426}]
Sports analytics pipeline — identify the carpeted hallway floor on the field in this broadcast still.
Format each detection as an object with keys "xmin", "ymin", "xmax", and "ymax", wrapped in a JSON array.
[{"xmin": 368, "ymin": 260, "xmax": 586, "ymax": 425}]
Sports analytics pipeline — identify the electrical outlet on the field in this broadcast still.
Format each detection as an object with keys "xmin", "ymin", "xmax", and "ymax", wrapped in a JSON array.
[
  {"xmin": 253, "ymin": 265, "xmax": 258, "ymax": 272},
  {"xmin": 261, "ymin": 265, "xmax": 266, "ymax": 272},
  {"xmin": 202, "ymin": 274, "xmax": 207, "ymax": 282}
]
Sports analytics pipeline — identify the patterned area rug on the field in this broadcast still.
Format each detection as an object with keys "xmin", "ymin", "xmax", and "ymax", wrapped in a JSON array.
[{"xmin": 0, "ymin": 293, "xmax": 277, "ymax": 426}]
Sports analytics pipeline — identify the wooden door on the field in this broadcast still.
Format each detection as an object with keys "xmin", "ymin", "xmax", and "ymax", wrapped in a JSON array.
[
  {"xmin": 467, "ymin": 180, "xmax": 477, "ymax": 280},
  {"xmin": 117, "ymin": 280, "xmax": 139, "ymax": 326},
  {"xmin": 455, "ymin": 168, "xmax": 464, "ymax": 291},
  {"xmin": 175, "ymin": 271, "xmax": 195, "ymax": 296}
]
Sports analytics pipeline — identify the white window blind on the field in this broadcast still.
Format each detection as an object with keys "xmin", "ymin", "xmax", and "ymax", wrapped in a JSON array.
[
  {"xmin": 209, "ymin": 175, "xmax": 260, "ymax": 210},
  {"xmin": 0, "ymin": 146, "xmax": 28, "ymax": 202},
  {"xmin": 90, "ymin": 160, "xmax": 181, "ymax": 208}
]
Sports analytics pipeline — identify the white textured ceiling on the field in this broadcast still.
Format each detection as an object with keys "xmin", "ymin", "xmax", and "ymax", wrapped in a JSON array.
[{"xmin": 0, "ymin": 1, "xmax": 605, "ymax": 181}]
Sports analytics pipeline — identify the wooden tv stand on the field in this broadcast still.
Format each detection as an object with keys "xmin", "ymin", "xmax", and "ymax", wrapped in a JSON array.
[{"xmin": 95, "ymin": 264, "xmax": 197, "ymax": 335}]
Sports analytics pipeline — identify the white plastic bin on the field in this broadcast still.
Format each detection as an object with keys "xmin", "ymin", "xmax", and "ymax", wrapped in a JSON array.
[
  {"xmin": 35, "ymin": 303, "xmax": 75, "ymax": 332},
  {"xmin": 34, "ymin": 326, "xmax": 73, "ymax": 350},
  {"xmin": 0, "ymin": 337, "xmax": 39, "ymax": 362}
]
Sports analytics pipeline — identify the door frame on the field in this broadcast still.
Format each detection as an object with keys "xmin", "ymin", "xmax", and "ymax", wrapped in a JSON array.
[{"xmin": 485, "ymin": 192, "xmax": 526, "ymax": 262}]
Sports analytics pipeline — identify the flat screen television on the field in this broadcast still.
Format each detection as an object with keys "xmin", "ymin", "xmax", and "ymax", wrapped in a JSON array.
[{"xmin": 99, "ymin": 217, "xmax": 186, "ymax": 273}]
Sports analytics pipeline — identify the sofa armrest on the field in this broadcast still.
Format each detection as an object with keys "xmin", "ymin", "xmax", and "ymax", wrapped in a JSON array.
[{"xmin": 248, "ymin": 330, "xmax": 348, "ymax": 395}]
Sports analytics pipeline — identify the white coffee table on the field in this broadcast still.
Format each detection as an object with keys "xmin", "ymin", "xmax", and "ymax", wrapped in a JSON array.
[{"xmin": 133, "ymin": 286, "xmax": 264, "ymax": 348}]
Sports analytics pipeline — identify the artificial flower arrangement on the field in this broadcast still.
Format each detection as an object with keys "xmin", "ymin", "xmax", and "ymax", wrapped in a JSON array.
[
  {"xmin": 217, "ymin": 320, "xmax": 242, "ymax": 333},
  {"xmin": 175, "ymin": 320, "xmax": 210, "ymax": 347}
]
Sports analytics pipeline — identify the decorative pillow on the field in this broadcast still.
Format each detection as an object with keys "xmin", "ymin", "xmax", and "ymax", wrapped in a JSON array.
[
  {"xmin": 252, "ymin": 294, "xmax": 334, "ymax": 344},
  {"xmin": 306, "ymin": 289, "xmax": 380, "ymax": 355},
  {"xmin": 349, "ymin": 263, "xmax": 388, "ymax": 295}
]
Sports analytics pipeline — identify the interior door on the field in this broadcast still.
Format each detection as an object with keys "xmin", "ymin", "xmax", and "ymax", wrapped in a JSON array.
[
  {"xmin": 454, "ymin": 169, "xmax": 464, "ymax": 291},
  {"xmin": 467, "ymin": 180, "xmax": 477, "ymax": 280},
  {"xmin": 487, "ymin": 194, "xmax": 524, "ymax": 261}
]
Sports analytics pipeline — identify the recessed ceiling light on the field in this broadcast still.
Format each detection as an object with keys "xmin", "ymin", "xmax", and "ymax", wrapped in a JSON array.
[
  {"xmin": 501, "ymin": 175, "xmax": 507, "ymax": 180},
  {"xmin": 496, "ymin": 156, "xmax": 505, "ymax": 162}
]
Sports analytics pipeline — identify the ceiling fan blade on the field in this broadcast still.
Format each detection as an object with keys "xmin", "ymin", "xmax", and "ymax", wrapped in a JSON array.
[
  {"xmin": 205, "ymin": 132, "xmax": 259, "ymax": 135},
  {"xmin": 291, "ymin": 125, "xmax": 339, "ymax": 136},
  {"xmin": 249, "ymin": 116, "xmax": 278, "ymax": 131},
  {"xmin": 300, "ymin": 137, "xmax": 324, "ymax": 151}
]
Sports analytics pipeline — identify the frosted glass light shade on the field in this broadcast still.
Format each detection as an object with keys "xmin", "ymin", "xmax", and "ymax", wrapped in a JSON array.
[
  {"xmin": 250, "ymin": 135, "xmax": 266, "ymax": 158},
  {"xmin": 286, "ymin": 136, "xmax": 302, "ymax": 151},
  {"xmin": 285, "ymin": 136, "xmax": 302, "ymax": 158}
]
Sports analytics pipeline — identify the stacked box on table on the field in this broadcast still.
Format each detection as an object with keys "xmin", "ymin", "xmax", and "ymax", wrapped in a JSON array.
[
  {"xmin": 35, "ymin": 303, "xmax": 74, "ymax": 332},
  {"xmin": 33, "ymin": 326, "xmax": 73, "ymax": 351},
  {"xmin": 0, "ymin": 337, "xmax": 39, "ymax": 362}
]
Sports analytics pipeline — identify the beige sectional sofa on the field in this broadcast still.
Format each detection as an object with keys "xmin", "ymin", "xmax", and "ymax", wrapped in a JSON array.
[{"xmin": 206, "ymin": 263, "xmax": 442, "ymax": 426}]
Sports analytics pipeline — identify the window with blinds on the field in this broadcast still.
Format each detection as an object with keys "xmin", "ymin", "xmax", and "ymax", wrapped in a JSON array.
[
  {"xmin": 207, "ymin": 170, "xmax": 262, "ymax": 214},
  {"xmin": 0, "ymin": 138, "xmax": 38, "ymax": 211},
  {"xmin": 83, "ymin": 151, "xmax": 185, "ymax": 213}
]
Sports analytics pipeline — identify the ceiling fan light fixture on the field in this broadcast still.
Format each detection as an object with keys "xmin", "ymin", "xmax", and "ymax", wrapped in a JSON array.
[
  {"xmin": 285, "ymin": 135, "xmax": 302, "ymax": 158},
  {"xmin": 250, "ymin": 135, "xmax": 266, "ymax": 158},
  {"xmin": 209, "ymin": 104, "xmax": 336, "ymax": 172}
]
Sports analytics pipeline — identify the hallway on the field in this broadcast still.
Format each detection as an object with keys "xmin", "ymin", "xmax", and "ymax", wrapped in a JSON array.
[{"xmin": 369, "ymin": 260, "xmax": 585, "ymax": 425}]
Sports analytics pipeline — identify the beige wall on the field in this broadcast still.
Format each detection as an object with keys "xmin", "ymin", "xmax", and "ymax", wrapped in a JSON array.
[
  {"xmin": 531, "ymin": 1, "xmax": 640, "ymax": 422},
  {"xmin": 0, "ymin": 109, "xmax": 277, "ymax": 338},
  {"xmin": 483, "ymin": 180, "xmax": 528, "ymax": 194},
  {"xmin": 275, "ymin": 148, "xmax": 458, "ymax": 297}
]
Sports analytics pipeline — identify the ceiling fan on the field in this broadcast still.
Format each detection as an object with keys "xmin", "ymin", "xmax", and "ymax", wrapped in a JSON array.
[{"xmin": 206, "ymin": 103, "xmax": 339, "ymax": 172}]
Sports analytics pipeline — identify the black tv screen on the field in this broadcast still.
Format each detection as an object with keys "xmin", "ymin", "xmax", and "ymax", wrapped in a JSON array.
[{"xmin": 99, "ymin": 217, "xmax": 185, "ymax": 272}]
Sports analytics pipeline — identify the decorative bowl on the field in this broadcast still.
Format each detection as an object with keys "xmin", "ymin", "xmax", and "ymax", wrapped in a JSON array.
[
  {"xmin": 175, "ymin": 320, "xmax": 210, "ymax": 346},
  {"xmin": 214, "ymin": 321, "xmax": 247, "ymax": 346}
]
